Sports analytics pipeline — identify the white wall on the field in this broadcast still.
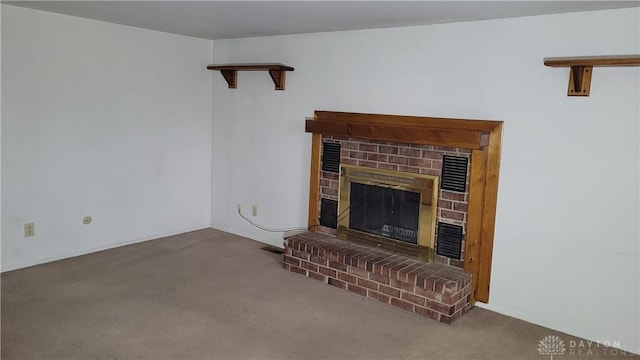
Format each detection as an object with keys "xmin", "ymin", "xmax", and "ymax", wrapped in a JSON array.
[
  {"xmin": 1, "ymin": 5, "xmax": 213, "ymax": 271},
  {"xmin": 211, "ymin": 8, "xmax": 640, "ymax": 354},
  {"xmin": 0, "ymin": 5, "xmax": 3, "ymax": 265}
]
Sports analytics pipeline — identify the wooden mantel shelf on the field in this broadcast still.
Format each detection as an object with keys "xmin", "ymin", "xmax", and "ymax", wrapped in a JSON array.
[
  {"xmin": 207, "ymin": 63, "xmax": 294, "ymax": 90},
  {"xmin": 543, "ymin": 55, "xmax": 640, "ymax": 96}
]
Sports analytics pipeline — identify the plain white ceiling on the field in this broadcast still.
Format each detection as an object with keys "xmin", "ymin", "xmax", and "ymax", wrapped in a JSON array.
[{"xmin": 5, "ymin": 1, "xmax": 640, "ymax": 40}]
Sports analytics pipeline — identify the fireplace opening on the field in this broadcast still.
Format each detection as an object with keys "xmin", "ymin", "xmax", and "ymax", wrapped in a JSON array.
[
  {"xmin": 348, "ymin": 182, "xmax": 420, "ymax": 244},
  {"xmin": 337, "ymin": 165, "xmax": 438, "ymax": 260}
]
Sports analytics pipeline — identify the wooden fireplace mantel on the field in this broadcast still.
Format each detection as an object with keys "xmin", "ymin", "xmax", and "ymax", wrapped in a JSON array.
[{"xmin": 305, "ymin": 111, "xmax": 503, "ymax": 304}]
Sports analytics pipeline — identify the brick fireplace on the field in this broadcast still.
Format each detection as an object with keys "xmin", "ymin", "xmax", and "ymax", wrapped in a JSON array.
[
  {"xmin": 284, "ymin": 111, "xmax": 502, "ymax": 321},
  {"xmin": 317, "ymin": 136, "xmax": 471, "ymax": 268}
]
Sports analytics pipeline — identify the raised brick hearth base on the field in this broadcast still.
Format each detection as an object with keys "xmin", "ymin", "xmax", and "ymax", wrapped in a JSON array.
[{"xmin": 284, "ymin": 232, "xmax": 472, "ymax": 323}]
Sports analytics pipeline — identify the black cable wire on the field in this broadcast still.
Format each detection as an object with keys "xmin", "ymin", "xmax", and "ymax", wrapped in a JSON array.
[{"xmin": 237, "ymin": 209, "xmax": 307, "ymax": 233}]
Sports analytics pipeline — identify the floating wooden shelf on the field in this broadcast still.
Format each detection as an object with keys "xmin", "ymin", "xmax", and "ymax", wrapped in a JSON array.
[
  {"xmin": 207, "ymin": 63, "xmax": 294, "ymax": 90},
  {"xmin": 544, "ymin": 55, "xmax": 640, "ymax": 96}
]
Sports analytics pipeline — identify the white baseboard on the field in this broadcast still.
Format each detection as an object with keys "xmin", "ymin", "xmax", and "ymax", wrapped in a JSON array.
[{"xmin": 1, "ymin": 224, "xmax": 212, "ymax": 272}]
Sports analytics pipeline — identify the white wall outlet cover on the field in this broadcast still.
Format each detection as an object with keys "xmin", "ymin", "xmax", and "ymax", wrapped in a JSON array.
[
  {"xmin": 82, "ymin": 216, "xmax": 92, "ymax": 225},
  {"xmin": 24, "ymin": 223, "xmax": 35, "ymax": 237}
]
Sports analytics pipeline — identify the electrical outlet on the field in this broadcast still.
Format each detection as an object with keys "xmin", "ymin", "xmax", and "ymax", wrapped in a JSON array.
[
  {"xmin": 237, "ymin": 203, "xmax": 242, "ymax": 213},
  {"xmin": 252, "ymin": 205, "xmax": 258, "ymax": 217},
  {"xmin": 24, "ymin": 223, "xmax": 35, "ymax": 237}
]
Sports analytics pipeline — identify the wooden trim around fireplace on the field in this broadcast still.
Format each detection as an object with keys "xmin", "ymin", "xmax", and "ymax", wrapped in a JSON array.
[{"xmin": 305, "ymin": 111, "xmax": 503, "ymax": 304}]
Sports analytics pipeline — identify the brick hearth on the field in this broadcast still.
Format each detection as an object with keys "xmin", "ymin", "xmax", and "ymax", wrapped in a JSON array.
[{"xmin": 284, "ymin": 231, "xmax": 472, "ymax": 323}]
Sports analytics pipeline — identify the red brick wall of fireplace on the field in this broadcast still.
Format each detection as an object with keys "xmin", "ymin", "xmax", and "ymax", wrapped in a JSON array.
[{"xmin": 317, "ymin": 135, "xmax": 470, "ymax": 268}]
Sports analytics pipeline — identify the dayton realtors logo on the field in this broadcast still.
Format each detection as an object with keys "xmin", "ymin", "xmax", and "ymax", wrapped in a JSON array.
[
  {"xmin": 538, "ymin": 335, "xmax": 566, "ymax": 360},
  {"xmin": 538, "ymin": 335, "xmax": 631, "ymax": 358}
]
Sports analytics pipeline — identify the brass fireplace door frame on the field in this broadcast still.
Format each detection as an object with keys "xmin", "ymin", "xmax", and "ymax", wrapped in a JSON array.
[{"xmin": 337, "ymin": 165, "xmax": 439, "ymax": 261}]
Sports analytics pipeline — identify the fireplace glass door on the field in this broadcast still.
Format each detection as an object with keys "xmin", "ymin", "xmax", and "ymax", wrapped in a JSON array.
[
  {"xmin": 337, "ymin": 165, "xmax": 438, "ymax": 256},
  {"xmin": 348, "ymin": 183, "xmax": 420, "ymax": 244}
]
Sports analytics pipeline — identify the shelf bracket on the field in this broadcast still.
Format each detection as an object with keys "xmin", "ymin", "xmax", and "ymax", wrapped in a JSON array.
[
  {"xmin": 220, "ymin": 69, "xmax": 238, "ymax": 89},
  {"xmin": 568, "ymin": 65, "xmax": 592, "ymax": 96},
  {"xmin": 268, "ymin": 69, "xmax": 286, "ymax": 91}
]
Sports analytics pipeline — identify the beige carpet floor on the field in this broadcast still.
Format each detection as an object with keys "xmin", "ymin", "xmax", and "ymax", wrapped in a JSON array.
[{"xmin": 1, "ymin": 228, "xmax": 636, "ymax": 359}]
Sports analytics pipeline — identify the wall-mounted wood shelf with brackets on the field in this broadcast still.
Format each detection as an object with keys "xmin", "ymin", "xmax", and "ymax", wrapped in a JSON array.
[
  {"xmin": 207, "ymin": 63, "xmax": 294, "ymax": 91},
  {"xmin": 544, "ymin": 55, "xmax": 640, "ymax": 96}
]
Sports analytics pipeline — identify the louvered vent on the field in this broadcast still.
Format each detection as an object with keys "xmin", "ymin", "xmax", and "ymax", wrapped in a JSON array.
[
  {"xmin": 441, "ymin": 155, "xmax": 468, "ymax": 193},
  {"xmin": 319, "ymin": 198, "xmax": 338, "ymax": 229},
  {"xmin": 436, "ymin": 222, "xmax": 463, "ymax": 259},
  {"xmin": 321, "ymin": 142, "xmax": 341, "ymax": 173}
]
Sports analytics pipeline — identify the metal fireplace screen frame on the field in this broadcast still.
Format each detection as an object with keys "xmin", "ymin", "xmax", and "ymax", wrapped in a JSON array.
[{"xmin": 337, "ymin": 165, "xmax": 439, "ymax": 258}]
